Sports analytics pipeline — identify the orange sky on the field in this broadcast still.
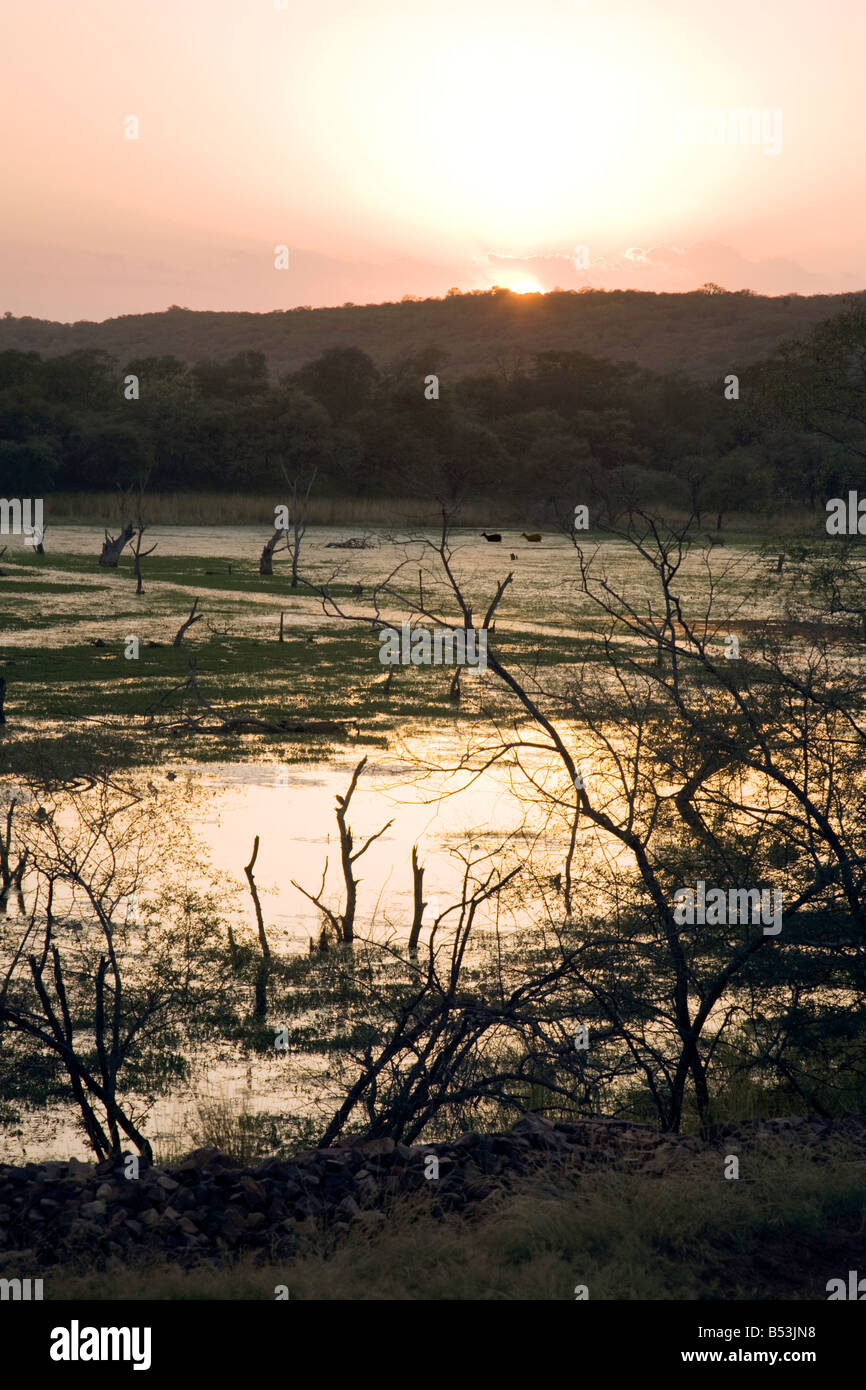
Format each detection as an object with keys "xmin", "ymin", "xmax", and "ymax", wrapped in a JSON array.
[{"xmin": 1, "ymin": 0, "xmax": 863, "ymax": 319}]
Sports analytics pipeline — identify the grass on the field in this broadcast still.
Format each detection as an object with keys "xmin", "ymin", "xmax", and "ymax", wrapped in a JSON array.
[
  {"xmin": 29, "ymin": 491, "xmax": 828, "ymax": 533},
  {"xmin": 30, "ymin": 1133, "xmax": 866, "ymax": 1300},
  {"xmin": 42, "ymin": 492, "xmax": 512, "ymax": 528},
  {"xmin": 154, "ymin": 1095, "xmax": 276, "ymax": 1168},
  {"xmin": 0, "ymin": 541, "xmax": 609, "ymax": 766}
]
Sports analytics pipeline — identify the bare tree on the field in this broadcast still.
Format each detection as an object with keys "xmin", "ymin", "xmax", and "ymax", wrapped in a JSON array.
[
  {"xmin": 173, "ymin": 597, "xmax": 204, "ymax": 646},
  {"xmin": 130, "ymin": 475, "xmax": 158, "ymax": 595},
  {"xmin": 292, "ymin": 756, "xmax": 393, "ymax": 945},
  {"xmin": 244, "ymin": 835, "xmax": 271, "ymax": 1017},
  {"xmin": 279, "ymin": 463, "xmax": 318, "ymax": 588}
]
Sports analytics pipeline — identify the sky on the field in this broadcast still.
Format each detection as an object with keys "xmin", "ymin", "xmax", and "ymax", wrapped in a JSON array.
[{"xmin": 1, "ymin": 0, "xmax": 864, "ymax": 320}]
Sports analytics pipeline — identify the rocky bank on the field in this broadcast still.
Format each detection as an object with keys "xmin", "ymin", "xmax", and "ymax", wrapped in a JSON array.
[{"xmin": 1, "ymin": 1112, "xmax": 863, "ymax": 1271}]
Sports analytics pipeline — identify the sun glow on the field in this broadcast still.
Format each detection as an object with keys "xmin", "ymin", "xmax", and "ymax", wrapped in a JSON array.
[{"xmin": 509, "ymin": 278, "xmax": 544, "ymax": 295}]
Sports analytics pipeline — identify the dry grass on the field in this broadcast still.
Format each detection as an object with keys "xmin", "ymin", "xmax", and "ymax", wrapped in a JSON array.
[
  {"xmin": 46, "ymin": 492, "xmax": 503, "ymax": 528},
  {"xmin": 44, "ymin": 491, "xmax": 822, "ymax": 535},
  {"xmin": 154, "ymin": 1094, "xmax": 270, "ymax": 1169}
]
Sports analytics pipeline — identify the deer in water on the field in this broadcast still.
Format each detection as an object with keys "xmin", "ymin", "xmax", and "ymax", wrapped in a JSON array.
[
  {"xmin": 481, "ymin": 531, "xmax": 502, "ymax": 542},
  {"xmin": 522, "ymin": 532, "xmax": 542, "ymax": 543}
]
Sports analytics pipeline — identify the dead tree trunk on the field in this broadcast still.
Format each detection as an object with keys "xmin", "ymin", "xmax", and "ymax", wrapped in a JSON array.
[
  {"xmin": 99, "ymin": 524, "xmax": 135, "ymax": 567},
  {"xmin": 260, "ymin": 528, "xmax": 286, "ymax": 576},
  {"xmin": 290, "ymin": 516, "xmax": 302, "ymax": 588},
  {"xmin": 408, "ymin": 845, "xmax": 426, "ymax": 954},
  {"xmin": 173, "ymin": 598, "xmax": 204, "ymax": 647},
  {"xmin": 132, "ymin": 528, "xmax": 157, "ymax": 595},
  {"xmin": 244, "ymin": 835, "xmax": 271, "ymax": 1018},
  {"xmin": 0, "ymin": 798, "xmax": 27, "ymax": 914},
  {"xmin": 292, "ymin": 756, "xmax": 393, "ymax": 945}
]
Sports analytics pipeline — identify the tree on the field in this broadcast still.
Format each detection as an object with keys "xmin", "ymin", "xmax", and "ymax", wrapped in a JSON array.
[
  {"xmin": 293, "ymin": 347, "xmax": 379, "ymax": 426},
  {"xmin": 755, "ymin": 304, "xmax": 866, "ymax": 470},
  {"xmin": 292, "ymin": 757, "xmax": 393, "ymax": 946},
  {"xmin": 0, "ymin": 780, "xmax": 233, "ymax": 1161},
  {"xmin": 278, "ymin": 462, "xmax": 317, "ymax": 587},
  {"xmin": 304, "ymin": 509, "xmax": 866, "ymax": 1134}
]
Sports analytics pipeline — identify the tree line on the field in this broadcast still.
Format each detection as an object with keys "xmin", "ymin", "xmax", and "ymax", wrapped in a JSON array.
[{"xmin": 1, "ymin": 302, "xmax": 865, "ymax": 521}]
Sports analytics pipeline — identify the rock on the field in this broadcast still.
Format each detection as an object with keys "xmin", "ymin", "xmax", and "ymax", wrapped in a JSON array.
[
  {"xmin": 178, "ymin": 1148, "xmax": 240, "ymax": 1172},
  {"xmin": 40, "ymin": 1162, "xmax": 69, "ymax": 1179},
  {"xmin": 337, "ymin": 1195, "xmax": 361, "ymax": 1219},
  {"xmin": 80, "ymin": 1199, "xmax": 106, "ymax": 1218},
  {"xmin": 642, "ymin": 1143, "xmax": 682, "ymax": 1174},
  {"xmin": 66, "ymin": 1159, "xmax": 93, "ymax": 1181},
  {"xmin": 156, "ymin": 1174, "xmax": 180, "ymax": 1193},
  {"xmin": 359, "ymin": 1138, "xmax": 395, "ymax": 1156},
  {"xmin": 455, "ymin": 1131, "xmax": 481, "ymax": 1148},
  {"xmin": 512, "ymin": 1113, "xmax": 556, "ymax": 1135},
  {"xmin": 239, "ymin": 1176, "xmax": 267, "ymax": 1207}
]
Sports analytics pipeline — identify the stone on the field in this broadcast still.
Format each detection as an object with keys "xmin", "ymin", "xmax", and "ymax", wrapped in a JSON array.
[
  {"xmin": 455, "ymin": 1131, "xmax": 481, "ymax": 1148},
  {"xmin": 178, "ymin": 1147, "xmax": 240, "ymax": 1172},
  {"xmin": 360, "ymin": 1138, "xmax": 395, "ymax": 1156},
  {"xmin": 240, "ymin": 1176, "xmax": 267, "ymax": 1204}
]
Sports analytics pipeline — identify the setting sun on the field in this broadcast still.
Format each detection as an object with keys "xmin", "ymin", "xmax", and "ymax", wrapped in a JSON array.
[{"xmin": 509, "ymin": 279, "xmax": 544, "ymax": 295}]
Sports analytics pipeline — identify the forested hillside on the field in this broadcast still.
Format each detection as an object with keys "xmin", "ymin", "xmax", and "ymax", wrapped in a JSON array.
[
  {"xmin": 0, "ymin": 287, "xmax": 858, "ymax": 382},
  {"xmin": 1, "ymin": 300, "xmax": 864, "ymax": 518}
]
